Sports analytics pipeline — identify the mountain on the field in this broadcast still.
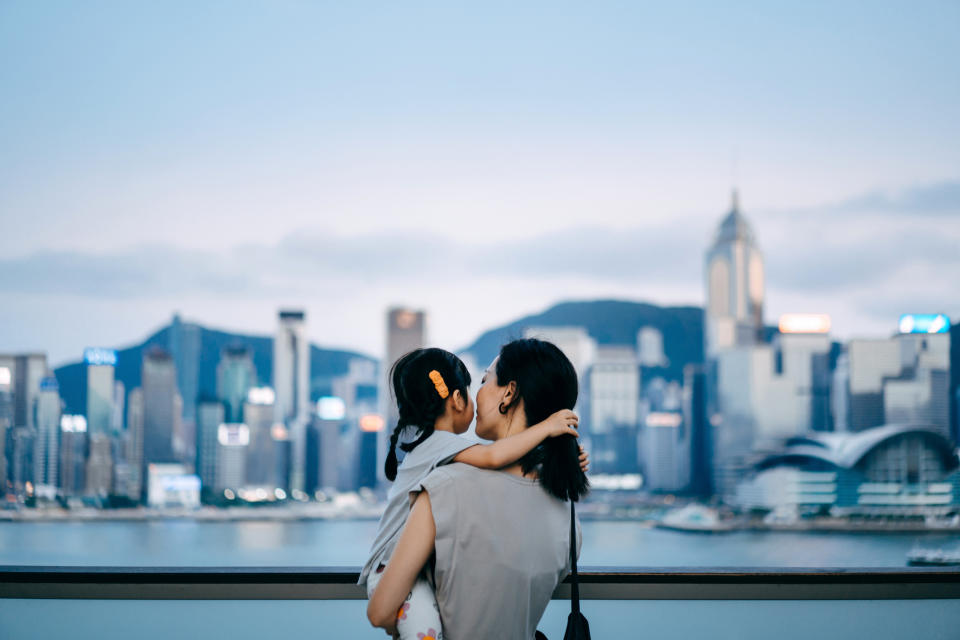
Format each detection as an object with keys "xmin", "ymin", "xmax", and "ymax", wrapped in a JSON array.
[
  {"xmin": 459, "ymin": 299, "xmax": 705, "ymax": 383},
  {"xmin": 53, "ymin": 317, "xmax": 376, "ymax": 417}
]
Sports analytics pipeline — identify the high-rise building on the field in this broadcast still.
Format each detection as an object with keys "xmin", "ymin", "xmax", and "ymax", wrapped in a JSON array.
[
  {"xmin": 215, "ymin": 424, "xmax": 249, "ymax": 492},
  {"xmin": 357, "ymin": 414, "xmax": 384, "ymax": 490},
  {"xmin": 33, "ymin": 376, "xmax": 61, "ymax": 490},
  {"xmin": 588, "ymin": 346, "xmax": 640, "ymax": 473},
  {"xmin": 704, "ymin": 191, "xmax": 764, "ymax": 359},
  {"xmin": 141, "ymin": 347, "xmax": 181, "ymax": 478},
  {"xmin": 85, "ymin": 433, "xmax": 113, "ymax": 496},
  {"xmin": 59, "ymin": 415, "xmax": 87, "ymax": 497},
  {"xmin": 111, "ymin": 380, "xmax": 125, "ymax": 432},
  {"xmin": 841, "ymin": 326, "xmax": 951, "ymax": 436},
  {"xmin": 381, "ymin": 308, "xmax": 426, "ymax": 483},
  {"xmin": 0, "ymin": 364, "xmax": 12, "ymax": 489},
  {"xmin": 124, "ymin": 388, "xmax": 144, "ymax": 500},
  {"xmin": 196, "ymin": 399, "xmax": 225, "ymax": 496},
  {"xmin": 846, "ymin": 339, "xmax": 900, "ymax": 431},
  {"xmin": 84, "ymin": 348, "xmax": 116, "ymax": 436},
  {"xmin": 307, "ymin": 415, "xmax": 342, "ymax": 493},
  {"xmin": 637, "ymin": 327, "xmax": 668, "ymax": 367},
  {"xmin": 217, "ymin": 345, "xmax": 257, "ymax": 423},
  {"xmin": 273, "ymin": 310, "xmax": 310, "ymax": 493},
  {"xmin": 244, "ymin": 387, "xmax": 278, "ymax": 488},
  {"xmin": 683, "ymin": 365, "xmax": 711, "ymax": 497},
  {"xmin": 0, "ymin": 353, "xmax": 48, "ymax": 432},
  {"xmin": 168, "ymin": 313, "xmax": 201, "ymax": 433},
  {"xmin": 642, "ymin": 412, "xmax": 686, "ymax": 492}
]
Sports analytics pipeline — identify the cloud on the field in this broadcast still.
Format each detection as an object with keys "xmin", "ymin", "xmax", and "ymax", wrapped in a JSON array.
[{"xmin": 834, "ymin": 180, "xmax": 960, "ymax": 216}]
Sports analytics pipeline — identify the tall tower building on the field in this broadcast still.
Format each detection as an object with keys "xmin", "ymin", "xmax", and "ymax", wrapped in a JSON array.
[
  {"xmin": 704, "ymin": 191, "xmax": 765, "ymax": 359},
  {"xmin": 59, "ymin": 415, "xmax": 88, "ymax": 497},
  {"xmin": 84, "ymin": 348, "xmax": 117, "ymax": 436},
  {"xmin": 0, "ymin": 364, "xmax": 13, "ymax": 488},
  {"xmin": 33, "ymin": 376, "xmax": 61, "ymax": 489},
  {"xmin": 141, "ymin": 347, "xmax": 181, "ymax": 493},
  {"xmin": 381, "ymin": 308, "xmax": 426, "ymax": 483},
  {"xmin": 245, "ymin": 387, "xmax": 279, "ymax": 488},
  {"xmin": 124, "ymin": 388, "xmax": 145, "ymax": 501},
  {"xmin": 273, "ymin": 310, "xmax": 310, "ymax": 493},
  {"xmin": 217, "ymin": 344, "xmax": 257, "ymax": 423},
  {"xmin": 196, "ymin": 399, "xmax": 225, "ymax": 496}
]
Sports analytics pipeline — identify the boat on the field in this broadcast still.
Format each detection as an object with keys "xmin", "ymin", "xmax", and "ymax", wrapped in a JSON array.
[{"xmin": 907, "ymin": 547, "xmax": 960, "ymax": 566}]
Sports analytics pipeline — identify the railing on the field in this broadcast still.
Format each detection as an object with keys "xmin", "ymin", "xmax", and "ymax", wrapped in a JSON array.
[{"xmin": 2, "ymin": 566, "xmax": 958, "ymax": 600}]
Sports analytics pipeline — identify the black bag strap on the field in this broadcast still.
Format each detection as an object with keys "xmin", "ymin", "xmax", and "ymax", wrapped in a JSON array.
[{"xmin": 569, "ymin": 499, "xmax": 580, "ymax": 615}]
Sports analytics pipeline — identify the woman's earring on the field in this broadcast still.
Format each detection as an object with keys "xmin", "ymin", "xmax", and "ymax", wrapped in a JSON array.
[{"xmin": 498, "ymin": 402, "xmax": 508, "ymax": 415}]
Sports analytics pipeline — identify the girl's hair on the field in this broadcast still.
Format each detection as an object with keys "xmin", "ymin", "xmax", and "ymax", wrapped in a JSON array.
[
  {"xmin": 384, "ymin": 348, "xmax": 472, "ymax": 481},
  {"xmin": 496, "ymin": 338, "xmax": 589, "ymax": 502}
]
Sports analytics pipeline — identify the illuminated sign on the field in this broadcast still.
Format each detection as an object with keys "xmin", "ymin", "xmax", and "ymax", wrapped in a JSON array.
[
  {"xmin": 246, "ymin": 387, "xmax": 276, "ymax": 405},
  {"xmin": 218, "ymin": 423, "xmax": 250, "ymax": 446},
  {"xmin": 317, "ymin": 396, "xmax": 347, "ymax": 421},
  {"xmin": 779, "ymin": 314, "xmax": 831, "ymax": 334},
  {"xmin": 84, "ymin": 348, "xmax": 118, "ymax": 366},
  {"xmin": 60, "ymin": 415, "xmax": 88, "ymax": 433},
  {"xmin": 646, "ymin": 412, "xmax": 682, "ymax": 428},
  {"xmin": 0, "ymin": 367, "xmax": 10, "ymax": 387},
  {"xmin": 899, "ymin": 314, "xmax": 950, "ymax": 334},
  {"xmin": 39, "ymin": 377, "xmax": 59, "ymax": 392},
  {"xmin": 359, "ymin": 414, "xmax": 386, "ymax": 432}
]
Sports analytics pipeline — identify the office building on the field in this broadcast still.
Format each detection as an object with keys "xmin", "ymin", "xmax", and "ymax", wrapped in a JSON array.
[
  {"xmin": 85, "ymin": 433, "xmax": 113, "ymax": 496},
  {"xmin": 703, "ymin": 191, "xmax": 765, "ymax": 359},
  {"xmin": 642, "ymin": 412, "xmax": 686, "ymax": 492},
  {"xmin": 84, "ymin": 348, "xmax": 116, "ymax": 436},
  {"xmin": 196, "ymin": 399, "xmax": 225, "ymax": 495},
  {"xmin": 0, "ymin": 353, "xmax": 48, "ymax": 433},
  {"xmin": 215, "ymin": 424, "xmax": 249, "ymax": 492},
  {"xmin": 0, "ymin": 365, "xmax": 12, "ymax": 489},
  {"xmin": 59, "ymin": 415, "xmax": 88, "ymax": 497},
  {"xmin": 124, "ymin": 388, "xmax": 145, "ymax": 501},
  {"xmin": 217, "ymin": 344, "xmax": 257, "ymax": 423},
  {"xmin": 683, "ymin": 364, "xmax": 711, "ymax": 497},
  {"xmin": 637, "ymin": 327, "xmax": 668, "ymax": 367},
  {"xmin": 588, "ymin": 346, "xmax": 640, "ymax": 473},
  {"xmin": 141, "ymin": 347, "xmax": 181, "ymax": 473},
  {"xmin": 273, "ymin": 310, "xmax": 310, "ymax": 493},
  {"xmin": 33, "ymin": 376, "xmax": 61, "ymax": 490},
  {"xmin": 244, "ymin": 387, "xmax": 278, "ymax": 488}
]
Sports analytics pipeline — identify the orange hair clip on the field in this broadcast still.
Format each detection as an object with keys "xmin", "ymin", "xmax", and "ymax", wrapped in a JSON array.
[{"xmin": 428, "ymin": 370, "xmax": 449, "ymax": 399}]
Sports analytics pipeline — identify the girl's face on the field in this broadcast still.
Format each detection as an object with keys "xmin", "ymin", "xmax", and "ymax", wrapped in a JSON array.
[{"xmin": 475, "ymin": 357, "xmax": 510, "ymax": 441}]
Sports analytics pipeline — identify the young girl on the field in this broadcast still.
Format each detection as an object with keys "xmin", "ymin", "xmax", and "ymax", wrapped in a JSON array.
[{"xmin": 360, "ymin": 347, "xmax": 586, "ymax": 640}]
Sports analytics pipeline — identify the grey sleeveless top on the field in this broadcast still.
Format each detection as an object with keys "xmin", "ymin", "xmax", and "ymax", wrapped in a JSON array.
[{"xmin": 415, "ymin": 463, "xmax": 581, "ymax": 640}]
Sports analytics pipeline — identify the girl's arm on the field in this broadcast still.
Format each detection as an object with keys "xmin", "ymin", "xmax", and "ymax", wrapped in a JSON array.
[
  {"xmin": 367, "ymin": 491, "xmax": 436, "ymax": 634},
  {"xmin": 453, "ymin": 409, "xmax": 579, "ymax": 469}
]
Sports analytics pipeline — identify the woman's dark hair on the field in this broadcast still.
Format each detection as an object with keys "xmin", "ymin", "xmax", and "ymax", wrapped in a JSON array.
[
  {"xmin": 496, "ymin": 338, "xmax": 589, "ymax": 502},
  {"xmin": 384, "ymin": 348, "xmax": 471, "ymax": 482}
]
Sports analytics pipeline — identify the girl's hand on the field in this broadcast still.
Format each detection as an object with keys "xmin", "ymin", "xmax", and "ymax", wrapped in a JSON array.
[
  {"xmin": 543, "ymin": 409, "xmax": 579, "ymax": 438},
  {"xmin": 578, "ymin": 445, "xmax": 589, "ymax": 473}
]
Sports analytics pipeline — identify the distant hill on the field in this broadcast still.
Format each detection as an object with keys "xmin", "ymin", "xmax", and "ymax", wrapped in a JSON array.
[
  {"xmin": 459, "ymin": 299, "xmax": 706, "ymax": 383},
  {"xmin": 53, "ymin": 317, "xmax": 376, "ymax": 417}
]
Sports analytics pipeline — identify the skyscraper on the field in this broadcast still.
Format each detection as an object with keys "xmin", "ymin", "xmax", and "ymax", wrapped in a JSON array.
[
  {"xmin": 123, "ymin": 388, "xmax": 144, "ymax": 501},
  {"xmin": 704, "ymin": 191, "xmax": 765, "ymax": 359},
  {"xmin": 196, "ymin": 399, "xmax": 225, "ymax": 496},
  {"xmin": 84, "ymin": 348, "xmax": 116, "ymax": 436},
  {"xmin": 59, "ymin": 415, "xmax": 87, "ymax": 497},
  {"xmin": 33, "ymin": 376, "xmax": 61, "ymax": 490},
  {"xmin": 0, "ymin": 353, "xmax": 48, "ymax": 433},
  {"xmin": 85, "ymin": 433, "xmax": 113, "ymax": 496},
  {"xmin": 588, "ymin": 346, "xmax": 640, "ymax": 473},
  {"xmin": 0, "ymin": 364, "xmax": 12, "ymax": 489},
  {"xmin": 217, "ymin": 344, "xmax": 257, "ymax": 423},
  {"xmin": 273, "ymin": 310, "xmax": 310, "ymax": 493},
  {"xmin": 683, "ymin": 364, "xmax": 711, "ymax": 497},
  {"xmin": 244, "ymin": 387, "xmax": 278, "ymax": 488},
  {"xmin": 141, "ymin": 347, "xmax": 181, "ymax": 497},
  {"xmin": 168, "ymin": 313, "xmax": 201, "ymax": 432}
]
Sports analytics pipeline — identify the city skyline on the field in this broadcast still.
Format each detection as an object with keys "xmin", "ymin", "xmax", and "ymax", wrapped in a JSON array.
[{"xmin": 1, "ymin": 2, "xmax": 958, "ymax": 364}]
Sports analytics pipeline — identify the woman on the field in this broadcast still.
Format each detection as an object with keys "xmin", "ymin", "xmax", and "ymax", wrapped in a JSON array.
[{"xmin": 367, "ymin": 338, "xmax": 589, "ymax": 639}]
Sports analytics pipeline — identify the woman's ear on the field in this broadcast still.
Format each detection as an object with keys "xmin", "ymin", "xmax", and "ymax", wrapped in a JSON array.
[{"xmin": 502, "ymin": 380, "xmax": 518, "ymax": 407}]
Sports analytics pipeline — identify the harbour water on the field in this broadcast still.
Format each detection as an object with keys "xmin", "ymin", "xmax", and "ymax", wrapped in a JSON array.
[
  {"xmin": 2, "ymin": 520, "xmax": 960, "ymax": 639},
  {"xmin": 1, "ymin": 519, "xmax": 958, "ymax": 568}
]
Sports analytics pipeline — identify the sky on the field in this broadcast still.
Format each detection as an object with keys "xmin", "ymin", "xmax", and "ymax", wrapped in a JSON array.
[{"xmin": 1, "ymin": 1, "xmax": 958, "ymax": 366}]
